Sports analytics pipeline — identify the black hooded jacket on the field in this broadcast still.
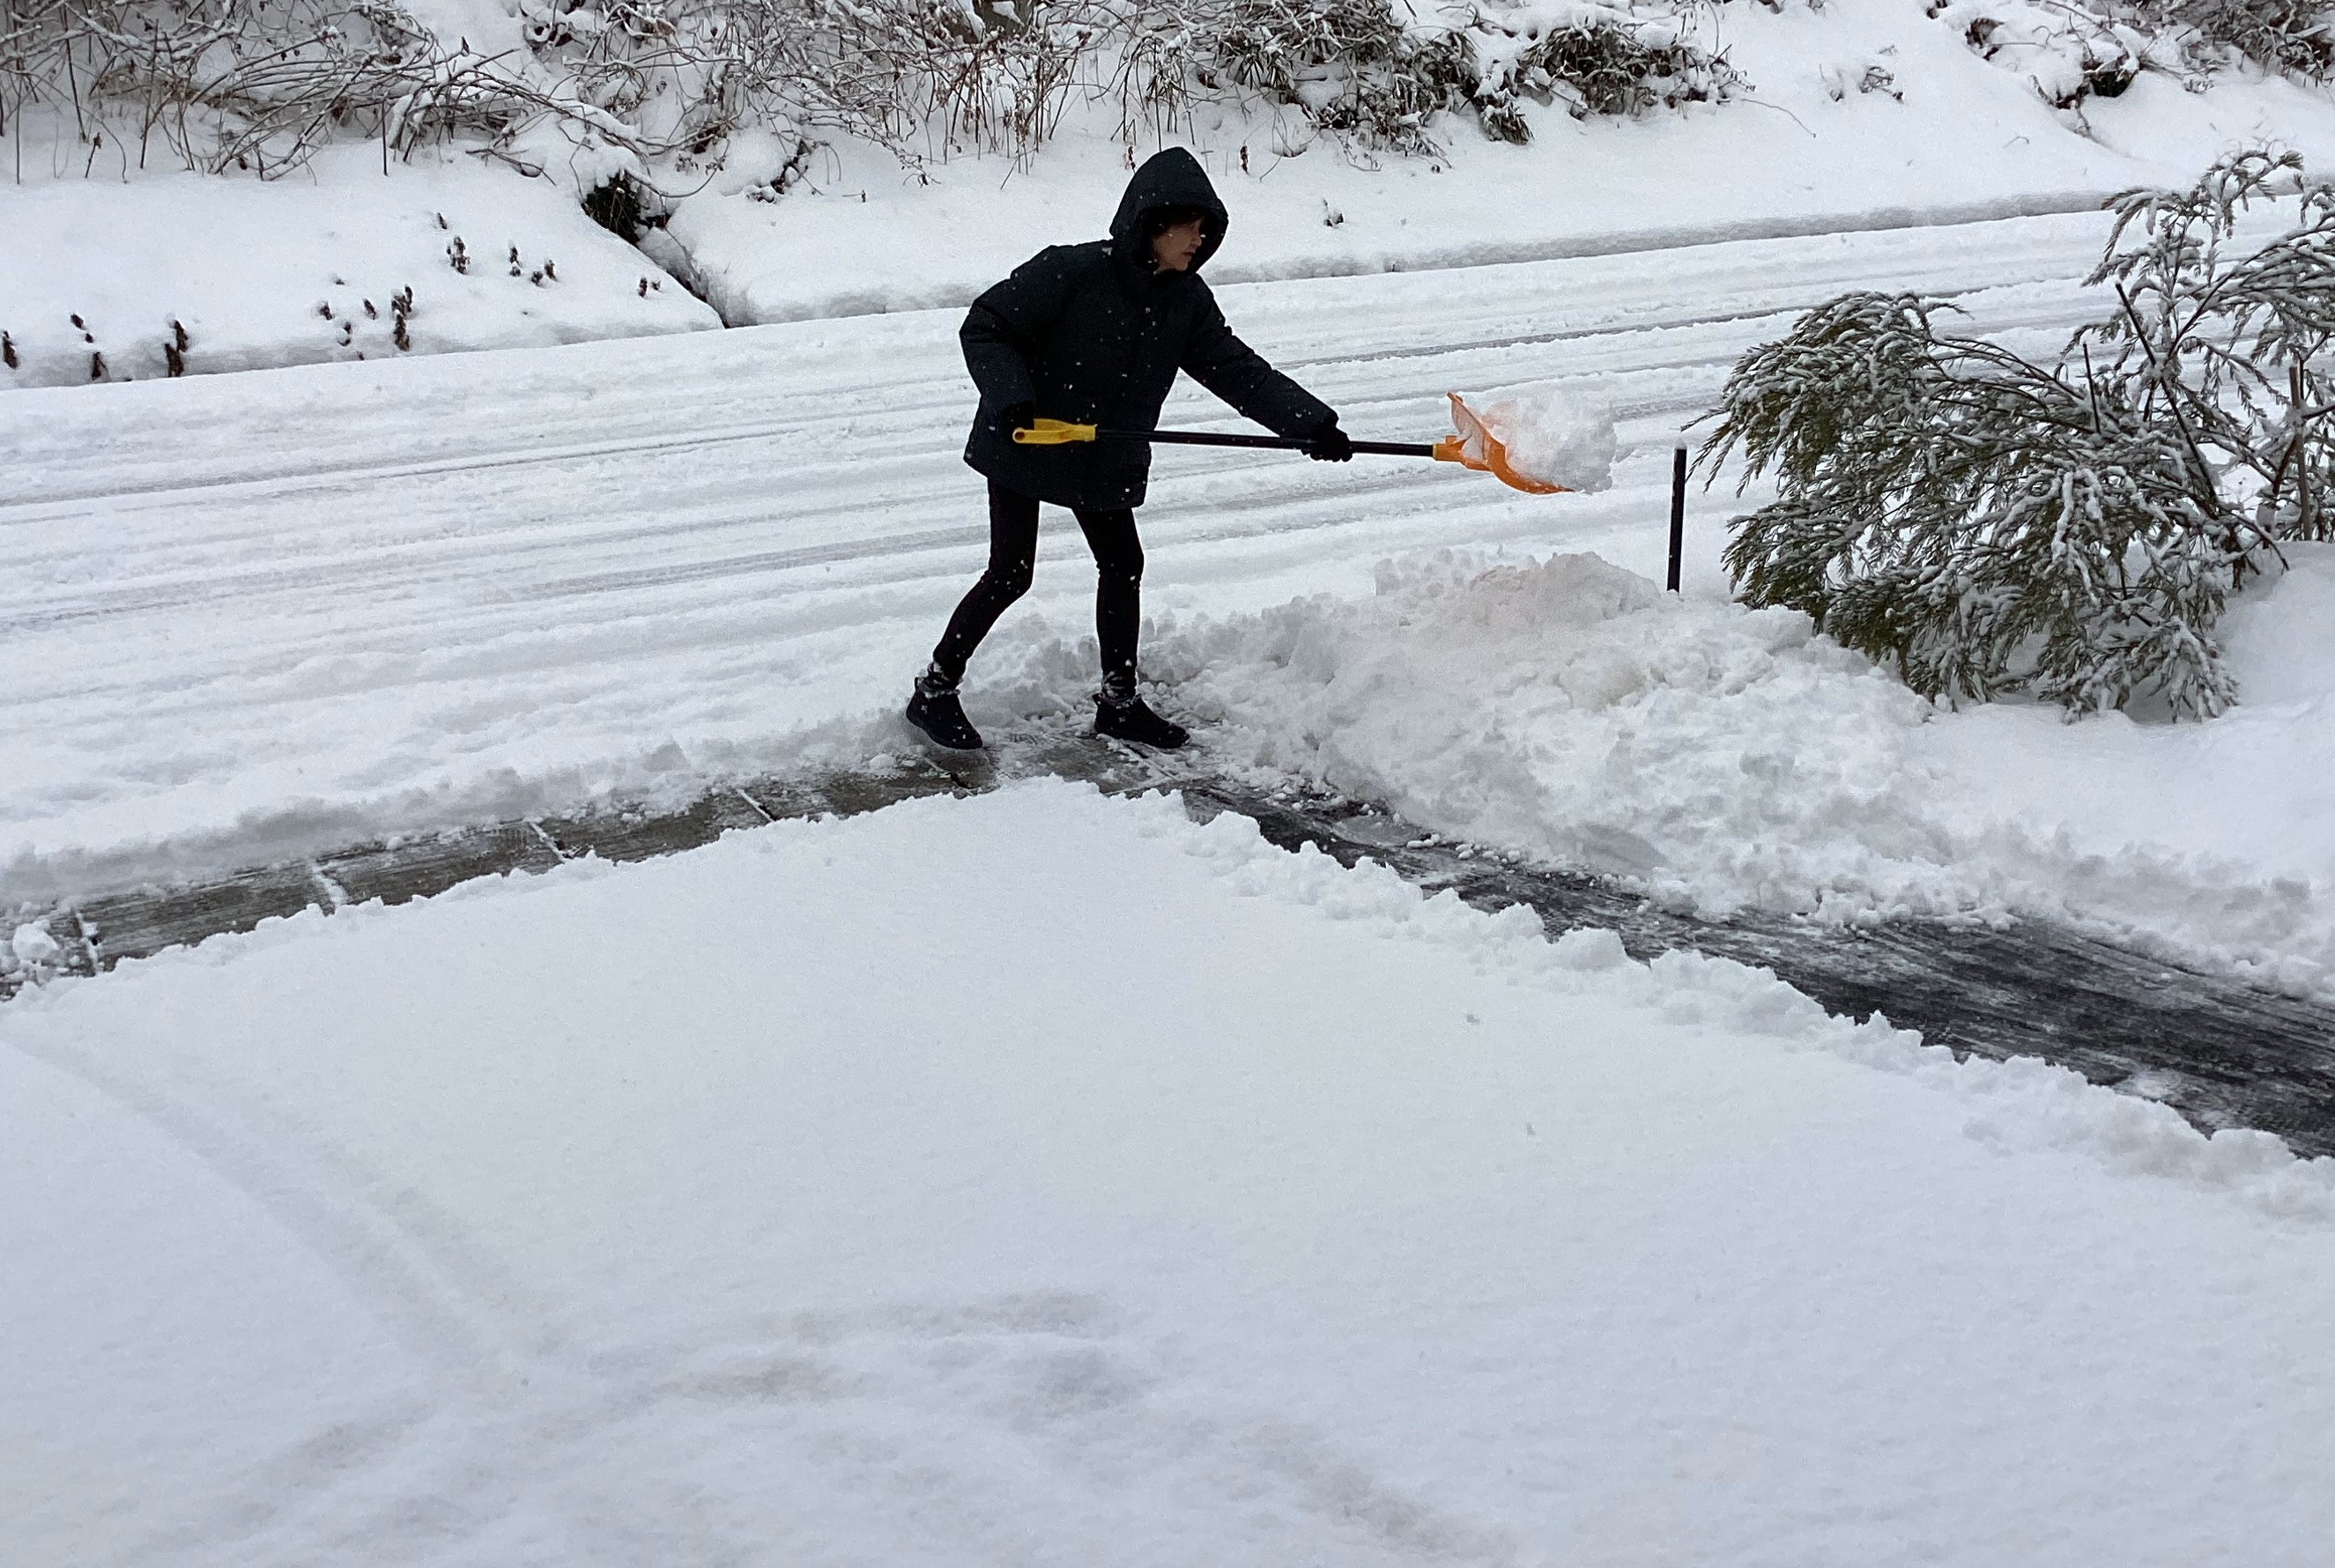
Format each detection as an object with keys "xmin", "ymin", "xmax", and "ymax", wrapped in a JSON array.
[{"xmin": 960, "ymin": 148, "xmax": 1333, "ymax": 509}]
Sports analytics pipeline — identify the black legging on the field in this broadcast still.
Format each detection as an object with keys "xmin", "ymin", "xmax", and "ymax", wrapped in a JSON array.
[{"xmin": 931, "ymin": 480, "xmax": 1145, "ymax": 695}]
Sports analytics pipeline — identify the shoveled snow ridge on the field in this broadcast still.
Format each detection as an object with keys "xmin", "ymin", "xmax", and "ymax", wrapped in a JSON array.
[{"xmin": 9, "ymin": 726, "xmax": 2332, "ymax": 1169}]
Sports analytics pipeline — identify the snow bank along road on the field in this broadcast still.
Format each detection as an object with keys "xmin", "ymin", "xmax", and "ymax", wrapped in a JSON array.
[
  {"xmin": 8, "ymin": 781, "xmax": 2335, "ymax": 1565},
  {"xmin": 1, "ymin": 209, "xmax": 2120, "ymax": 899}
]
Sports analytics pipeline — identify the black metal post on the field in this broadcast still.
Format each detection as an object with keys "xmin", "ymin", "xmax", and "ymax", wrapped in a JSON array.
[{"xmin": 1666, "ymin": 445, "xmax": 1687, "ymax": 593}]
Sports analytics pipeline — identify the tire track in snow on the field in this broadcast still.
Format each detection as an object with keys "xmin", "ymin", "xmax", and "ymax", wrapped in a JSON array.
[
  {"xmin": 6, "ymin": 1025, "xmax": 812, "ymax": 1564},
  {"xmin": 22, "ymin": 1000, "xmax": 1496, "ymax": 1560},
  {"xmin": 7, "ymin": 1033, "xmax": 556, "ymax": 1382}
]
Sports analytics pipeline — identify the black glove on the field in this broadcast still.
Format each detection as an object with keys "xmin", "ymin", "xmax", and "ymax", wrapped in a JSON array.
[
  {"xmin": 995, "ymin": 400, "xmax": 1038, "ymax": 436},
  {"xmin": 1305, "ymin": 417, "xmax": 1353, "ymax": 462}
]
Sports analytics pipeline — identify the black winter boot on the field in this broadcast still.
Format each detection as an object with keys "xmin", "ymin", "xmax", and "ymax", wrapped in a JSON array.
[
  {"xmin": 905, "ymin": 668, "xmax": 983, "ymax": 751},
  {"xmin": 1094, "ymin": 692, "xmax": 1189, "ymax": 750}
]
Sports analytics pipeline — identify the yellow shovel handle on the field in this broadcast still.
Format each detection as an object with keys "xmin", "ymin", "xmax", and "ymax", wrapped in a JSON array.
[{"xmin": 1011, "ymin": 418, "xmax": 1099, "ymax": 445}]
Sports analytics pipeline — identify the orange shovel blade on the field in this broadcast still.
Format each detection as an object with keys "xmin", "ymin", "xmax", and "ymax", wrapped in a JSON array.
[{"xmin": 1433, "ymin": 393, "xmax": 1569, "ymax": 495}]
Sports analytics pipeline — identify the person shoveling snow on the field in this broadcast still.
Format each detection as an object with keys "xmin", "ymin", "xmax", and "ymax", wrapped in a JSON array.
[
  {"xmin": 905, "ymin": 147, "xmax": 1351, "ymax": 754},
  {"xmin": 903, "ymin": 151, "xmax": 1609, "ymax": 755}
]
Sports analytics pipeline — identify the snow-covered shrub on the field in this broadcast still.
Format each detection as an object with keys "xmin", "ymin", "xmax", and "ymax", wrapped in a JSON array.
[
  {"xmin": 2151, "ymin": 0, "xmax": 2335, "ymax": 76},
  {"xmin": 1115, "ymin": 0, "xmax": 1736, "ymax": 154},
  {"xmin": 0, "ymin": 0, "xmax": 1094, "ymax": 178},
  {"xmin": 0, "ymin": 0, "xmax": 640, "ymax": 177},
  {"xmin": 1931, "ymin": 0, "xmax": 2151, "ymax": 110},
  {"xmin": 1935, "ymin": 0, "xmax": 2335, "ymax": 101},
  {"xmin": 2076, "ymin": 147, "xmax": 2335, "ymax": 544},
  {"xmin": 1704, "ymin": 294, "xmax": 2237, "ymax": 716},
  {"xmin": 1112, "ymin": 0, "xmax": 1472, "ymax": 156},
  {"xmin": 1469, "ymin": 0, "xmax": 1739, "ymax": 135},
  {"xmin": 535, "ymin": 0, "xmax": 1104, "ymax": 166},
  {"xmin": 1701, "ymin": 149, "xmax": 2335, "ymax": 719},
  {"xmin": 1205, "ymin": 0, "xmax": 1469, "ymax": 152}
]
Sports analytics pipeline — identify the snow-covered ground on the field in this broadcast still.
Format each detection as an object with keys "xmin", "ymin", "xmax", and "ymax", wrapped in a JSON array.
[
  {"xmin": 13, "ymin": 4, "xmax": 2335, "ymax": 1554},
  {"xmin": 2, "ymin": 212, "xmax": 2107, "ymax": 881},
  {"xmin": 11, "ymin": 206, "xmax": 2335, "ymax": 998},
  {"xmin": 8, "ymin": 780, "xmax": 2333, "ymax": 1564}
]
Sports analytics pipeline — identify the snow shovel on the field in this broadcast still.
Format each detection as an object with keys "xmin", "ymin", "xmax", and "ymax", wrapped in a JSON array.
[{"xmin": 1011, "ymin": 392, "xmax": 1570, "ymax": 495}]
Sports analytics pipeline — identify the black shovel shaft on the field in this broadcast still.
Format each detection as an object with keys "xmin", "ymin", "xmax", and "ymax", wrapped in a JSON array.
[{"xmin": 1094, "ymin": 426, "xmax": 1437, "ymax": 458}]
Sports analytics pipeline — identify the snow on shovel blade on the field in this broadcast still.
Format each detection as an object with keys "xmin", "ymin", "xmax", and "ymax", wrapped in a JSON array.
[{"xmin": 1434, "ymin": 393, "xmax": 1571, "ymax": 495}]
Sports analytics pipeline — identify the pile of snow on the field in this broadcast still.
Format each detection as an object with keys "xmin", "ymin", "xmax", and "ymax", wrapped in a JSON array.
[
  {"xmin": 5, "ymin": 780, "xmax": 2332, "ymax": 1563},
  {"xmin": 1156, "ymin": 549, "xmax": 1940, "ymax": 899},
  {"xmin": 3, "ymin": 922, "xmax": 62, "ymax": 990},
  {"xmin": 0, "ymin": 148, "xmax": 715, "ymax": 389},
  {"xmin": 1457, "ymin": 384, "xmax": 1620, "ymax": 492},
  {"xmin": 1122, "ymin": 544, "xmax": 2335, "ymax": 993}
]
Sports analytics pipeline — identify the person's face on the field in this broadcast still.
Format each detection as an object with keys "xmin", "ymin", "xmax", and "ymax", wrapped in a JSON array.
[{"xmin": 1151, "ymin": 217, "xmax": 1207, "ymax": 271}]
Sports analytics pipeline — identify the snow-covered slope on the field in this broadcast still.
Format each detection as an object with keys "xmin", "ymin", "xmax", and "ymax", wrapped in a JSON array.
[
  {"xmin": 8, "ymin": 0, "xmax": 2335, "ymax": 378},
  {"xmin": 6, "ymin": 780, "xmax": 2331, "ymax": 1565},
  {"xmin": 656, "ymin": 0, "xmax": 2335, "ymax": 322}
]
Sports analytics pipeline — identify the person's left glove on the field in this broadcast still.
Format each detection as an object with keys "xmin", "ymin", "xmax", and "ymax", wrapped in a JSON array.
[{"xmin": 1305, "ymin": 417, "xmax": 1353, "ymax": 462}]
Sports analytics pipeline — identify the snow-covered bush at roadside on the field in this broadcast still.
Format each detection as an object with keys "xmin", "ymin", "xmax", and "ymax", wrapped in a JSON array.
[
  {"xmin": 1463, "ymin": 0, "xmax": 1741, "ymax": 131},
  {"xmin": 0, "ymin": 0, "xmax": 653, "ymax": 183},
  {"xmin": 1934, "ymin": 0, "xmax": 2335, "ymax": 116},
  {"xmin": 1116, "ymin": 0, "xmax": 1739, "ymax": 157},
  {"xmin": 2165, "ymin": 0, "xmax": 2335, "ymax": 75},
  {"xmin": 1115, "ymin": 0, "xmax": 1479, "ymax": 157},
  {"xmin": 1708, "ymin": 289, "xmax": 2243, "ymax": 717},
  {"xmin": 1701, "ymin": 147, "xmax": 2335, "ymax": 720},
  {"xmin": 1932, "ymin": 0, "xmax": 2159, "ymax": 114}
]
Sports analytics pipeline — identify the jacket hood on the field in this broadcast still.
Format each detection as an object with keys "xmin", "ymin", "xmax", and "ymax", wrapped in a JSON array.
[{"xmin": 1108, "ymin": 148, "xmax": 1228, "ymax": 273}]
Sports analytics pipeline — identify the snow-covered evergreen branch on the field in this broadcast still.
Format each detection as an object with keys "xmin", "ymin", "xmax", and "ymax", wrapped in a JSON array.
[{"xmin": 1701, "ymin": 149, "xmax": 2335, "ymax": 719}]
